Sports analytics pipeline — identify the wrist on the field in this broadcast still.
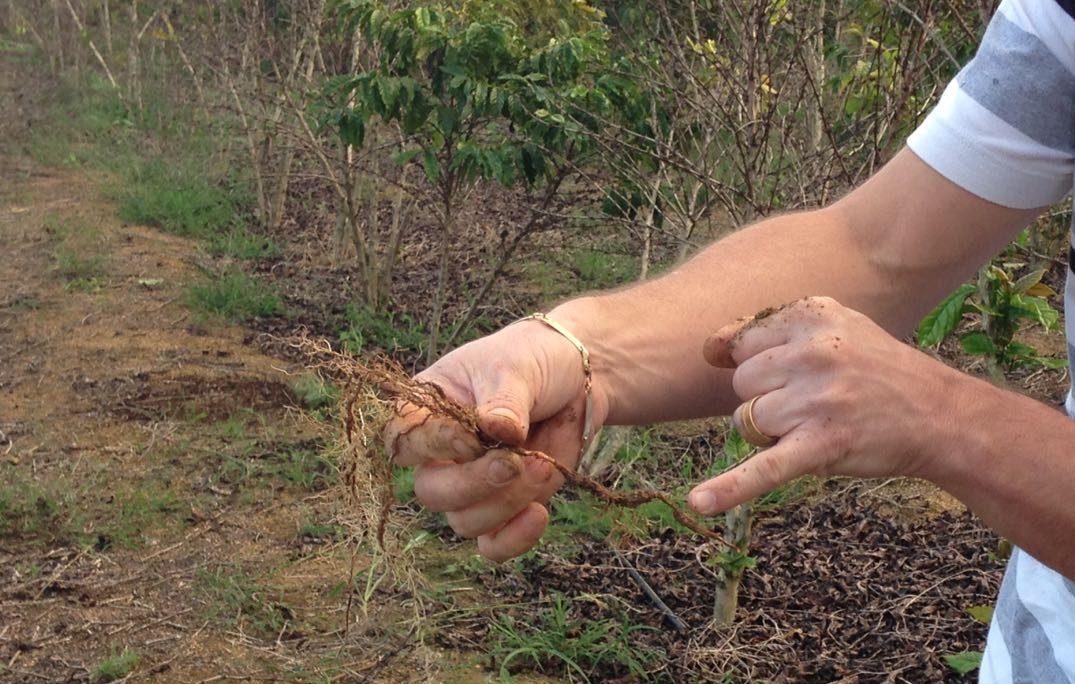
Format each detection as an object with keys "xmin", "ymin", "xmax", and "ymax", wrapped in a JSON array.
[
  {"xmin": 905, "ymin": 363, "xmax": 997, "ymax": 487},
  {"xmin": 546, "ymin": 297, "xmax": 615, "ymax": 428}
]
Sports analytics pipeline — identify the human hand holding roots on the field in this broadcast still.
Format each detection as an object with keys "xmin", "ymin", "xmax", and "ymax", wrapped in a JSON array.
[{"xmin": 295, "ymin": 336, "xmax": 734, "ymax": 552}]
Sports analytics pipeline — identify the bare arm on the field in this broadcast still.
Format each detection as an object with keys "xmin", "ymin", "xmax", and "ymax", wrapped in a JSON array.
[
  {"xmin": 549, "ymin": 148, "xmax": 1039, "ymax": 425},
  {"xmin": 391, "ymin": 147, "xmax": 1051, "ymax": 562}
]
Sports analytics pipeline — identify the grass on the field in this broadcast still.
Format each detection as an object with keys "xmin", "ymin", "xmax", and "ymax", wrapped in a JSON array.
[
  {"xmin": 339, "ymin": 303, "xmax": 427, "ymax": 355},
  {"xmin": 117, "ymin": 158, "xmax": 246, "ymax": 238},
  {"xmin": 488, "ymin": 592, "xmax": 663, "ymax": 682},
  {"xmin": 0, "ymin": 463, "xmax": 188, "ymax": 551},
  {"xmin": 184, "ymin": 271, "xmax": 281, "ymax": 321},
  {"xmin": 208, "ymin": 228, "xmax": 282, "ymax": 259},
  {"xmin": 198, "ymin": 566, "xmax": 293, "ymax": 636},
  {"xmin": 91, "ymin": 648, "xmax": 140, "ymax": 682},
  {"xmin": 90, "ymin": 487, "xmax": 184, "ymax": 551},
  {"xmin": 45, "ymin": 216, "xmax": 108, "ymax": 291},
  {"xmin": 290, "ymin": 374, "xmax": 338, "ymax": 411},
  {"xmin": 29, "ymin": 74, "xmax": 253, "ymax": 245},
  {"xmin": 54, "ymin": 247, "xmax": 107, "ymax": 292},
  {"xmin": 0, "ymin": 477, "xmax": 75, "ymax": 544}
]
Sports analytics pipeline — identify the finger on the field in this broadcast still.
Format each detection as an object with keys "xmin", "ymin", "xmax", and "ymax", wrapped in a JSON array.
[
  {"xmin": 730, "ymin": 344, "xmax": 792, "ymax": 399},
  {"xmin": 730, "ymin": 388, "xmax": 800, "ymax": 442},
  {"xmin": 689, "ymin": 428, "xmax": 818, "ymax": 515},
  {"xmin": 414, "ymin": 449, "xmax": 529, "ymax": 512},
  {"xmin": 385, "ymin": 404, "xmax": 483, "ymax": 467},
  {"xmin": 445, "ymin": 455, "xmax": 556, "ymax": 538},
  {"xmin": 725, "ymin": 309, "xmax": 796, "ymax": 366},
  {"xmin": 477, "ymin": 502, "xmax": 549, "ymax": 562}
]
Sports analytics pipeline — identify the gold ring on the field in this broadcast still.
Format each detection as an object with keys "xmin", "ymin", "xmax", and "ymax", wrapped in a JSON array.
[{"xmin": 740, "ymin": 395, "xmax": 777, "ymax": 448}]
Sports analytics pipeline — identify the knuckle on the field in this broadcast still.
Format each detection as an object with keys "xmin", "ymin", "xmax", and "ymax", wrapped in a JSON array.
[
  {"xmin": 731, "ymin": 368, "xmax": 752, "ymax": 399},
  {"xmin": 445, "ymin": 511, "xmax": 483, "ymax": 539},
  {"xmin": 756, "ymin": 454, "xmax": 787, "ymax": 488},
  {"xmin": 412, "ymin": 473, "xmax": 445, "ymax": 510}
]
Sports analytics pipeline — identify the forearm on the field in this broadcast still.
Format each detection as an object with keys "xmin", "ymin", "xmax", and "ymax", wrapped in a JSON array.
[
  {"xmin": 548, "ymin": 149, "xmax": 1035, "ymax": 426},
  {"xmin": 552, "ymin": 207, "xmax": 948, "ymax": 424},
  {"xmin": 919, "ymin": 370, "xmax": 1075, "ymax": 580}
]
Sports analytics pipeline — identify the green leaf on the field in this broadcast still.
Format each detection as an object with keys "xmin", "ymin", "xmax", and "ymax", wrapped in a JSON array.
[
  {"xmin": 392, "ymin": 147, "xmax": 423, "ymax": 165},
  {"xmin": 1005, "ymin": 341, "xmax": 1038, "ymax": 359},
  {"xmin": 1033, "ymin": 356, "xmax": 1070, "ymax": 369},
  {"xmin": 917, "ymin": 284, "xmax": 976, "ymax": 347},
  {"xmin": 1011, "ymin": 267, "xmax": 1047, "ymax": 295},
  {"xmin": 338, "ymin": 111, "xmax": 365, "ymax": 148},
  {"xmin": 1011, "ymin": 294, "xmax": 1060, "ymax": 329},
  {"xmin": 966, "ymin": 605, "xmax": 994, "ymax": 625},
  {"xmin": 711, "ymin": 549, "xmax": 758, "ymax": 573},
  {"xmin": 723, "ymin": 429, "xmax": 754, "ymax": 462},
  {"xmin": 960, "ymin": 332, "xmax": 996, "ymax": 356},
  {"xmin": 943, "ymin": 651, "xmax": 983, "ymax": 675},
  {"xmin": 422, "ymin": 150, "xmax": 440, "ymax": 184}
]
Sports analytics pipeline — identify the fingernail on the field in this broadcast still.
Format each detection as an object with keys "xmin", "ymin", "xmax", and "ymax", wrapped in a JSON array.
[
  {"xmin": 488, "ymin": 457, "xmax": 520, "ymax": 485},
  {"xmin": 690, "ymin": 490, "xmax": 718, "ymax": 516},
  {"xmin": 451, "ymin": 438, "xmax": 473, "ymax": 460},
  {"xmin": 488, "ymin": 407, "xmax": 520, "ymax": 427}
]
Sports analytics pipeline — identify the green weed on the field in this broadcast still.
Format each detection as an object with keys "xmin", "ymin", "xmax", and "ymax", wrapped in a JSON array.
[
  {"xmin": 54, "ymin": 247, "xmax": 106, "ymax": 292},
  {"xmin": 208, "ymin": 229, "xmax": 281, "ymax": 259},
  {"xmin": 290, "ymin": 374, "xmax": 338, "ymax": 411},
  {"xmin": 184, "ymin": 272, "xmax": 281, "ymax": 321},
  {"xmin": 198, "ymin": 566, "xmax": 293, "ymax": 635},
  {"xmin": 117, "ymin": 159, "xmax": 244, "ymax": 238},
  {"xmin": 28, "ymin": 75, "xmax": 135, "ymax": 169},
  {"xmin": 91, "ymin": 487, "xmax": 183, "ymax": 550},
  {"xmin": 217, "ymin": 446, "xmax": 336, "ymax": 493},
  {"xmin": 296, "ymin": 521, "xmax": 345, "ymax": 542},
  {"xmin": 0, "ymin": 478, "xmax": 75, "ymax": 543},
  {"xmin": 393, "ymin": 466, "xmax": 416, "ymax": 503},
  {"xmin": 339, "ymin": 304, "xmax": 427, "ymax": 354},
  {"xmin": 572, "ymin": 248, "xmax": 638, "ymax": 288},
  {"xmin": 489, "ymin": 592, "xmax": 662, "ymax": 682},
  {"xmin": 91, "ymin": 648, "xmax": 140, "ymax": 682}
]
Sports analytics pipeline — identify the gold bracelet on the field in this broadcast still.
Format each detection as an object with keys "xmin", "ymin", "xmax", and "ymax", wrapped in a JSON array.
[{"xmin": 518, "ymin": 312, "xmax": 594, "ymax": 456}]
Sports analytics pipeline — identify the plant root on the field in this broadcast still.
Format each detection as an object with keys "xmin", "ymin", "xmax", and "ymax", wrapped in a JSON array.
[{"xmin": 292, "ymin": 334, "xmax": 733, "ymax": 550}]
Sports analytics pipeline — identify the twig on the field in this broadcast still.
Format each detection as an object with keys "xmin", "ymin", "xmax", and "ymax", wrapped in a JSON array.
[
  {"xmin": 609, "ymin": 543, "xmax": 688, "ymax": 631},
  {"xmin": 32, "ymin": 550, "xmax": 84, "ymax": 601},
  {"xmin": 60, "ymin": 0, "xmax": 122, "ymax": 94}
]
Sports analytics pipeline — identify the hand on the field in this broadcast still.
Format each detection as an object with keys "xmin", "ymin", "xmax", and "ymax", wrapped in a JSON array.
[
  {"xmin": 385, "ymin": 314, "xmax": 608, "ymax": 561},
  {"xmin": 688, "ymin": 296, "xmax": 955, "ymax": 516}
]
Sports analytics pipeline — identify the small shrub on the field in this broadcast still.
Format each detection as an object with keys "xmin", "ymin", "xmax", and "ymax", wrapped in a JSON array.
[
  {"xmin": 184, "ymin": 272, "xmax": 281, "ymax": 321},
  {"xmin": 92, "ymin": 648, "xmax": 140, "ymax": 682}
]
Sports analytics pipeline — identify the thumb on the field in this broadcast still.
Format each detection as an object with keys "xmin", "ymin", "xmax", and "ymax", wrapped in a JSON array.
[
  {"xmin": 703, "ymin": 317, "xmax": 749, "ymax": 369},
  {"xmin": 475, "ymin": 374, "xmax": 534, "ymax": 446}
]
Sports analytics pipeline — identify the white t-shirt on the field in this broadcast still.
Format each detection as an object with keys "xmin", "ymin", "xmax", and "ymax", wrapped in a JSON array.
[{"xmin": 906, "ymin": 1, "xmax": 1075, "ymax": 681}]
